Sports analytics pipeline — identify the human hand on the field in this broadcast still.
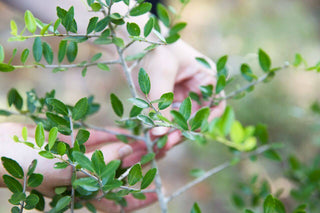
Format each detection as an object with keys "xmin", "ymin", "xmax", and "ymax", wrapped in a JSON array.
[
  {"xmin": 139, "ymin": 40, "xmax": 226, "ymax": 149},
  {"xmin": 0, "ymin": 123, "xmax": 157, "ymax": 212}
]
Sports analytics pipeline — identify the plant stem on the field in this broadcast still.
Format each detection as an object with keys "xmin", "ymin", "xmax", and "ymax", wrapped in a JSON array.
[
  {"xmin": 68, "ymin": 113, "xmax": 76, "ymax": 213},
  {"xmin": 165, "ymin": 145, "xmax": 271, "ymax": 203},
  {"xmin": 14, "ymin": 60, "xmax": 120, "ymax": 70},
  {"xmin": 145, "ymin": 132, "xmax": 168, "ymax": 213},
  {"xmin": 19, "ymin": 173, "xmax": 27, "ymax": 213},
  {"xmin": 81, "ymin": 122, "xmax": 144, "ymax": 141},
  {"xmin": 211, "ymin": 63, "xmax": 290, "ymax": 105}
]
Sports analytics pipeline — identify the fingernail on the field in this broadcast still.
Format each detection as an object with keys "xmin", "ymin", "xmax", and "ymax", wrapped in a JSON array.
[
  {"xmin": 118, "ymin": 145, "xmax": 133, "ymax": 158},
  {"xmin": 152, "ymin": 127, "xmax": 168, "ymax": 136}
]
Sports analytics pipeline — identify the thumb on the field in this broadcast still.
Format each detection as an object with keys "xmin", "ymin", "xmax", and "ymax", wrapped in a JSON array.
[{"xmin": 141, "ymin": 46, "xmax": 179, "ymax": 136}]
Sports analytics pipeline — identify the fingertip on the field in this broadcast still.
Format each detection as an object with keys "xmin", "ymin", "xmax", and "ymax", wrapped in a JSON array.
[{"xmin": 151, "ymin": 127, "xmax": 169, "ymax": 136}]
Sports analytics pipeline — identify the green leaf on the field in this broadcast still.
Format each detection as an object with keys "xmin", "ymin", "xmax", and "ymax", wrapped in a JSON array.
[
  {"xmin": 254, "ymin": 123, "xmax": 269, "ymax": 144},
  {"xmin": 215, "ymin": 75, "xmax": 226, "ymax": 94},
  {"xmin": 27, "ymin": 173, "xmax": 43, "ymax": 187},
  {"xmin": 91, "ymin": 52, "xmax": 102, "ymax": 62},
  {"xmin": 95, "ymin": 17, "xmax": 110, "ymax": 32},
  {"xmin": 110, "ymin": 93, "xmax": 124, "ymax": 117},
  {"xmin": 157, "ymin": 135, "xmax": 168, "ymax": 149},
  {"xmin": 241, "ymin": 64, "xmax": 256, "ymax": 82},
  {"xmin": 97, "ymin": 63, "xmax": 110, "ymax": 71},
  {"xmin": 157, "ymin": 3, "xmax": 170, "ymax": 27},
  {"xmin": 11, "ymin": 206, "xmax": 20, "ymax": 213},
  {"xmin": 263, "ymin": 150, "xmax": 282, "ymax": 161},
  {"xmin": 112, "ymin": 37, "xmax": 125, "ymax": 48},
  {"xmin": 33, "ymin": 37, "xmax": 42, "ymax": 62},
  {"xmin": 141, "ymin": 168, "xmax": 157, "ymax": 189},
  {"xmin": 54, "ymin": 196, "xmax": 71, "ymax": 212},
  {"xmin": 169, "ymin": 22, "xmax": 187, "ymax": 35},
  {"xmin": 128, "ymin": 164, "xmax": 143, "ymax": 185},
  {"xmin": 165, "ymin": 34, "xmax": 180, "ymax": 44},
  {"xmin": 76, "ymin": 129, "xmax": 90, "ymax": 145},
  {"xmin": 10, "ymin": 20, "xmax": 18, "ymax": 36},
  {"xmin": 24, "ymin": 10, "xmax": 37, "ymax": 34},
  {"xmin": 213, "ymin": 106, "xmax": 235, "ymax": 136},
  {"xmin": 27, "ymin": 160, "xmax": 37, "ymax": 176},
  {"xmin": 230, "ymin": 121, "xmax": 244, "ymax": 144},
  {"xmin": 24, "ymin": 194, "xmax": 39, "ymax": 210},
  {"xmin": 127, "ymin": 22, "xmax": 141, "ymax": 36},
  {"xmin": 87, "ymin": 17, "xmax": 99, "ymax": 34},
  {"xmin": 232, "ymin": 193, "xmax": 245, "ymax": 208},
  {"xmin": 66, "ymin": 41, "xmax": 78, "ymax": 63},
  {"xmin": 171, "ymin": 110, "xmax": 188, "ymax": 130},
  {"xmin": 200, "ymin": 85, "xmax": 213, "ymax": 100},
  {"xmin": 259, "ymin": 49, "xmax": 271, "ymax": 72},
  {"xmin": 73, "ymin": 177, "xmax": 99, "ymax": 191},
  {"xmin": 130, "ymin": 3, "xmax": 152, "ymax": 16},
  {"xmin": 263, "ymin": 195, "xmax": 286, "ymax": 213},
  {"xmin": 138, "ymin": 68, "xmax": 151, "ymax": 95},
  {"xmin": 1, "ymin": 157, "xmax": 24, "ymax": 179},
  {"xmin": 191, "ymin": 202, "xmax": 202, "ymax": 213},
  {"xmin": 40, "ymin": 23, "xmax": 52, "ymax": 36},
  {"xmin": 38, "ymin": 151, "xmax": 54, "ymax": 159},
  {"xmin": 86, "ymin": 202, "xmax": 97, "ymax": 213},
  {"xmin": 130, "ymin": 105, "xmax": 143, "ymax": 117},
  {"xmin": 42, "ymin": 42, "xmax": 54, "ymax": 64},
  {"xmin": 132, "ymin": 192, "xmax": 146, "ymax": 200},
  {"xmin": 9, "ymin": 192, "xmax": 26, "ymax": 205},
  {"xmin": 3, "ymin": 175, "xmax": 23, "ymax": 193},
  {"xmin": 57, "ymin": 142, "xmax": 67, "ymax": 155},
  {"xmin": 7, "ymin": 88, "xmax": 23, "ymax": 110},
  {"xmin": 46, "ymin": 98, "xmax": 69, "ymax": 116},
  {"xmin": 46, "ymin": 112, "xmax": 69, "ymax": 126},
  {"xmin": 91, "ymin": 150, "xmax": 106, "ymax": 176},
  {"xmin": 54, "ymin": 162, "xmax": 69, "ymax": 169},
  {"xmin": 35, "ymin": 123, "xmax": 45, "ymax": 148},
  {"xmin": 72, "ymin": 97, "xmax": 88, "ymax": 120},
  {"xmin": 48, "ymin": 127, "xmax": 58, "ymax": 150},
  {"xmin": 144, "ymin": 18, "xmax": 154, "ymax": 37},
  {"xmin": 196, "ymin": 57, "xmax": 211, "ymax": 69},
  {"xmin": 129, "ymin": 98, "xmax": 149, "ymax": 108},
  {"xmin": 190, "ymin": 107, "xmax": 210, "ymax": 131},
  {"xmin": 58, "ymin": 40, "xmax": 67, "ymax": 63},
  {"xmin": 141, "ymin": 153, "xmax": 155, "ymax": 164},
  {"xmin": 22, "ymin": 126, "xmax": 28, "ymax": 141},
  {"xmin": 190, "ymin": 169, "xmax": 205, "ymax": 178},
  {"xmin": 0, "ymin": 63, "xmax": 15, "ymax": 72},
  {"xmin": 137, "ymin": 114, "xmax": 154, "ymax": 126},
  {"xmin": 0, "ymin": 45, "xmax": 4, "ymax": 63},
  {"xmin": 30, "ymin": 190, "xmax": 45, "ymax": 211},
  {"xmin": 216, "ymin": 55, "xmax": 228, "ymax": 72},
  {"xmin": 20, "ymin": 48, "xmax": 30, "ymax": 64},
  {"xmin": 73, "ymin": 151, "xmax": 94, "ymax": 172},
  {"xmin": 91, "ymin": 2, "xmax": 102, "ymax": 11},
  {"xmin": 158, "ymin": 92, "xmax": 174, "ymax": 110},
  {"xmin": 0, "ymin": 109, "xmax": 12, "ymax": 116},
  {"xmin": 101, "ymin": 160, "xmax": 121, "ymax": 184}
]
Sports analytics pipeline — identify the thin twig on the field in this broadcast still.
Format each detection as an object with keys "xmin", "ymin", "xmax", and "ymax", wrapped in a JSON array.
[
  {"xmin": 14, "ymin": 60, "xmax": 120, "ymax": 70},
  {"xmin": 81, "ymin": 123, "xmax": 144, "ymax": 141},
  {"xmin": 119, "ymin": 185, "xmax": 156, "ymax": 193},
  {"xmin": 165, "ymin": 145, "xmax": 271, "ymax": 203},
  {"xmin": 145, "ymin": 132, "xmax": 168, "ymax": 213},
  {"xmin": 68, "ymin": 113, "xmax": 76, "ymax": 213},
  {"xmin": 19, "ymin": 173, "xmax": 27, "ymax": 213},
  {"xmin": 11, "ymin": 33, "xmax": 100, "ymax": 40},
  {"xmin": 211, "ymin": 63, "xmax": 290, "ymax": 105}
]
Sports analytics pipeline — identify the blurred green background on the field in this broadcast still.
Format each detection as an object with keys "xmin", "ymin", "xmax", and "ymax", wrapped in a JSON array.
[{"xmin": 1, "ymin": 0, "xmax": 320, "ymax": 212}]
